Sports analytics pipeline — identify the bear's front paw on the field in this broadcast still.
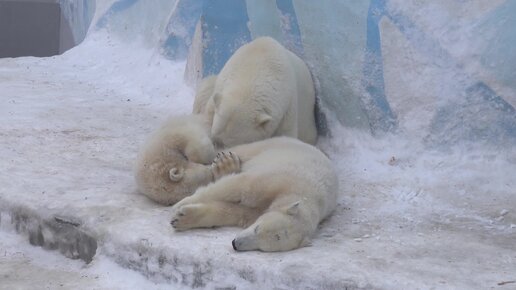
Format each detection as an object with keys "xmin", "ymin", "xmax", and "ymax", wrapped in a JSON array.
[
  {"xmin": 170, "ymin": 204, "xmax": 204, "ymax": 231},
  {"xmin": 211, "ymin": 151, "xmax": 241, "ymax": 180}
]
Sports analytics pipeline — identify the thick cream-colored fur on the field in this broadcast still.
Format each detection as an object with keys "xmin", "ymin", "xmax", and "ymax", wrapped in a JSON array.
[
  {"xmin": 171, "ymin": 137, "xmax": 338, "ymax": 252},
  {"xmin": 197, "ymin": 37, "xmax": 317, "ymax": 147},
  {"xmin": 134, "ymin": 115, "xmax": 216, "ymax": 205}
]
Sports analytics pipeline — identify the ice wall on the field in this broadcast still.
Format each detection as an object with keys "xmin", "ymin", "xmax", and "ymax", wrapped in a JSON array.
[
  {"xmin": 59, "ymin": 0, "xmax": 96, "ymax": 50},
  {"xmin": 95, "ymin": 0, "xmax": 516, "ymax": 147}
]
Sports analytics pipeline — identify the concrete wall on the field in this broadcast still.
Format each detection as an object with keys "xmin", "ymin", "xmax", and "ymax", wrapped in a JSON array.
[{"xmin": 0, "ymin": 0, "xmax": 95, "ymax": 58}]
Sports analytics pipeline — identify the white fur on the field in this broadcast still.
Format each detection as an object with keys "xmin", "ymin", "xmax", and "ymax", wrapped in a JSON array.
[
  {"xmin": 198, "ymin": 37, "xmax": 317, "ymax": 147},
  {"xmin": 192, "ymin": 75, "xmax": 217, "ymax": 117},
  {"xmin": 171, "ymin": 137, "xmax": 338, "ymax": 252},
  {"xmin": 134, "ymin": 115, "xmax": 216, "ymax": 205}
]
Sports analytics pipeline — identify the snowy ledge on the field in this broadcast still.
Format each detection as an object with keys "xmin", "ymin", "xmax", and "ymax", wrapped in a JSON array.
[
  {"xmin": 1, "ymin": 203, "xmax": 97, "ymax": 263},
  {"xmin": 2, "ymin": 189, "xmax": 515, "ymax": 289},
  {"xmin": 0, "ymin": 200, "xmax": 372, "ymax": 289}
]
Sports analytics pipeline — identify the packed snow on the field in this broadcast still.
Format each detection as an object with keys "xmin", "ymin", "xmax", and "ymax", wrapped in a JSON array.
[{"xmin": 0, "ymin": 229, "xmax": 183, "ymax": 290}]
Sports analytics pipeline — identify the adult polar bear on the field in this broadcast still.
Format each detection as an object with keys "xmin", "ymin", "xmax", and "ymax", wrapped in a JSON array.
[
  {"xmin": 171, "ymin": 137, "xmax": 338, "ymax": 252},
  {"xmin": 193, "ymin": 37, "xmax": 318, "ymax": 147}
]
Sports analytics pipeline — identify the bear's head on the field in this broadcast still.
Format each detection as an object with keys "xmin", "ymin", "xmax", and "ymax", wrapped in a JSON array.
[
  {"xmin": 135, "ymin": 115, "xmax": 216, "ymax": 205},
  {"xmin": 210, "ymin": 92, "xmax": 277, "ymax": 148},
  {"xmin": 232, "ymin": 201, "xmax": 311, "ymax": 252}
]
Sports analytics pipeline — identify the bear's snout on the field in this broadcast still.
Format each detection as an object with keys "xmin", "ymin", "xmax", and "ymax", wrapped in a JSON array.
[
  {"xmin": 231, "ymin": 236, "xmax": 257, "ymax": 251},
  {"xmin": 212, "ymin": 137, "xmax": 224, "ymax": 149}
]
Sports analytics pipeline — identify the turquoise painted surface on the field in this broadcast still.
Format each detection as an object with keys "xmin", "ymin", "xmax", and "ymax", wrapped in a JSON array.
[
  {"xmin": 96, "ymin": 0, "xmax": 138, "ymax": 29},
  {"xmin": 59, "ymin": 0, "xmax": 95, "ymax": 44},
  {"xmin": 200, "ymin": 0, "xmax": 252, "ymax": 77},
  {"xmin": 380, "ymin": 2, "xmax": 515, "ymax": 146},
  {"xmin": 245, "ymin": 0, "xmax": 283, "ymax": 42},
  {"xmin": 92, "ymin": 0, "xmax": 516, "ymax": 146},
  {"xmin": 294, "ymin": 1, "xmax": 372, "ymax": 131},
  {"xmin": 163, "ymin": 0, "xmax": 206, "ymax": 60},
  {"xmin": 479, "ymin": 1, "xmax": 516, "ymax": 91},
  {"xmin": 275, "ymin": 0, "xmax": 303, "ymax": 57}
]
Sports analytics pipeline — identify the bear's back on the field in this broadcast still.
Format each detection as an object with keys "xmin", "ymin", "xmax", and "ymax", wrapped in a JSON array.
[
  {"xmin": 236, "ymin": 137, "xmax": 337, "ymax": 219},
  {"xmin": 235, "ymin": 137, "xmax": 335, "ymax": 188}
]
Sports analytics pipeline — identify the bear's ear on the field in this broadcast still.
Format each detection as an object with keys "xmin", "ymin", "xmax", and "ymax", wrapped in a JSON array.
[
  {"xmin": 286, "ymin": 201, "xmax": 301, "ymax": 216},
  {"xmin": 256, "ymin": 113, "xmax": 272, "ymax": 128},
  {"xmin": 212, "ymin": 93, "xmax": 222, "ymax": 108},
  {"xmin": 169, "ymin": 167, "xmax": 184, "ymax": 182}
]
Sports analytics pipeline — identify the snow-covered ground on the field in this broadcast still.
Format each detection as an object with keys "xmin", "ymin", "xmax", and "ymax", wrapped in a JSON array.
[
  {"xmin": 0, "ymin": 230, "xmax": 181, "ymax": 290},
  {"xmin": 0, "ymin": 31, "xmax": 194, "ymax": 290},
  {"xmin": 1, "ymin": 16, "xmax": 515, "ymax": 290}
]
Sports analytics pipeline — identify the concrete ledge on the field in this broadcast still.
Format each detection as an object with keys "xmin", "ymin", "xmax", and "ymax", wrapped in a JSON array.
[
  {"xmin": 1, "ymin": 202, "xmax": 97, "ymax": 263},
  {"xmin": 0, "ymin": 200, "xmax": 372, "ymax": 289}
]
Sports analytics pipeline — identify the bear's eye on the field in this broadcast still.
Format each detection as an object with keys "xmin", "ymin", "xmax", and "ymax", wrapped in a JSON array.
[
  {"xmin": 254, "ymin": 225, "xmax": 260, "ymax": 234},
  {"xmin": 179, "ymin": 150, "xmax": 188, "ymax": 161},
  {"xmin": 275, "ymin": 234, "xmax": 281, "ymax": 241}
]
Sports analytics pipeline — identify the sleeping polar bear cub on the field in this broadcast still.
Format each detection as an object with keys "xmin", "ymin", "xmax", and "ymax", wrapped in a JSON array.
[
  {"xmin": 171, "ymin": 137, "xmax": 338, "ymax": 252},
  {"xmin": 194, "ymin": 37, "xmax": 318, "ymax": 147},
  {"xmin": 134, "ymin": 115, "xmax": 217, "ymax": 205}
]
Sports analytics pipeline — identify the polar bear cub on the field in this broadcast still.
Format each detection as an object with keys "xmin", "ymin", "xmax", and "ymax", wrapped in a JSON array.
[
  {"xmin": 170, "ymin": 137, "xmax": 338, "ymax": 252},
  {"xmin": 196, "ymin": 37, "xmax": 317, "ymax": 147},
  {"xmin": 134, "ymin": 115, "xmax": 218, "ymax": 205}
]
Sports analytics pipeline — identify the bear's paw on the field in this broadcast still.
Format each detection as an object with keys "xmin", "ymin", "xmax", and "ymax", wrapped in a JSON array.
[{"xmin": 211, "ymin": 151, "xmax": 241, "ymax": 180}]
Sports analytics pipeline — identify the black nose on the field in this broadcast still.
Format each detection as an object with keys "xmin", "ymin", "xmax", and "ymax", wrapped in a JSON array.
[
  {"xmin": 232, "ymin": 239, "xmax": 237, "ymax": 251},
  {"xmin": 213, "ymin": 138, "xmax": 224, "ymax": 149}
]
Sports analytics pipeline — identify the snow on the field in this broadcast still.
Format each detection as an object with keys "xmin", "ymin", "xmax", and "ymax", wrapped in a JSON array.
[
  {"xmin": 0, "ymin": 230, "xmax": 181, "ymax": 290},
  {"xmin": 1, "ymin": 4, "xmax": 516, "ymax": 289},
  {"xmin": 0, "ymin": 30, "xmax": 193, "ymax": 289}
]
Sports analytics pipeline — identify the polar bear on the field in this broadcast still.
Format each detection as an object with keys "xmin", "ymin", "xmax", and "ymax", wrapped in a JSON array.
[
  {"xmin": 170, "ymin": 137, "xmax": 338, "ymax": 252},
  {"xmin": 192, "ymin": 75, "xmax": 217, "ymax": 117},
  {"xmin": 134, "ymin": 114, "xmax": 219, "ymax": 205},
  {"xmin": 199, "ymin": 37, "xmax": 317, "ymax": 147}
]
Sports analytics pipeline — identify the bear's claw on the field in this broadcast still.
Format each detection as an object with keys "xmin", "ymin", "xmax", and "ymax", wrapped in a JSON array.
[
  {"xmin": 211, "ymin": 151, "xmax": 241, "ymax": 180},
  {"xmin": 170, "ymin": 204, "xmax": 205, "ymax": 230}
]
